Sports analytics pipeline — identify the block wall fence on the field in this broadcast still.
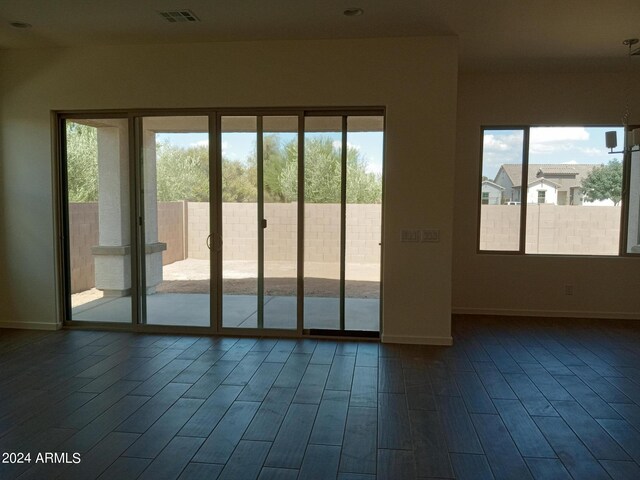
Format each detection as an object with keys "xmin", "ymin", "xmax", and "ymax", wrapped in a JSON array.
[
  {"xmin": 68, "ymin": 201, "xmax": 383, "ymax": 292},
  {"xmin": 480, "ymin": 204, "xmax": 622, "ymax": 254},
  {"xmin": 70, "ymin": 202, "xmax": 622, "ymax": 294},
  {"xmin": 68, "ymin": 203, "xmax": 99, "ymax": 293},
  {"xmin": 68, "ymin": 202, "xmax": 187, "ymax": 293}
]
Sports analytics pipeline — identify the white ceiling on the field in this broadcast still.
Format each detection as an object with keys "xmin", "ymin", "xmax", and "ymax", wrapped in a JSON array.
[{"xmin": 1, "ymin": 0, "xmax": 639, "ymax": 71}]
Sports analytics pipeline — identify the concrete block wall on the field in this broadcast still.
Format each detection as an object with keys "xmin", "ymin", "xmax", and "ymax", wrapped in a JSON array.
[
  {"xmin": 157, "ymin": 201, "xmax": 185, "ymax": 264},
  {"xmin": 223, "ymin": 203, "xmax": 382, "ymax": 263},
  {"xmin": 304, "ymin": 203, "xmax": 341, "ymax": 263},
  {"xmin": 265, "ymin": 202, "xmax": 297, "ymax": 261},
  {"xmin": 221, "ymin": 202, "xmax": 259, "ymax": 261},
  {"xmin": 346, "ymin": 204, "xmax": 382, "ymax": 263},
  {"xmin": 69, "ymin": 201, "xmax": 185, "ymax": 293},
  {"xmin": 188, "ymin": 202, "xmax": 212, "ymax": 261},
  {"xmin": 68, "ymin": 203, "xmax": 99, "ymax": 293},
  {"xmin": 526, "ymin": 205, "xmax": 621, "ymax": 255},
  {"xmin": 480, "ymin": 205, "xmax": 621, "ymax": 254},
  {"xmin": 69, "ymin": 201, "xmax": 383, "ymax": 292},
  {"xmin": 479, "ymin": 205, "xmax": 520, "ymax": 251}
]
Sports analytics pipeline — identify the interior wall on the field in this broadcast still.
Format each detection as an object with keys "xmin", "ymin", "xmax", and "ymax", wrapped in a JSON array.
[
  {"xmin": 454, "ymin": 71, "xmax": 640, "ymax": 319},
  {"xmin": 0, "ymin": 52, "xmax": 6, "ymax": 325},
  {"xmin": 0, "ymin": 37, "xmax": 458, "ymax": 343}
]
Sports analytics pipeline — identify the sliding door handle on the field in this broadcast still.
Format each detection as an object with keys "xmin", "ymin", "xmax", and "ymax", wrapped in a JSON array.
[
  {"xmin": 207, "ymin": 233, "xmax": 223, "ymax": 252},
  {"xmin": 262, "ymin": 219, "xmax": 267, "ymax": 229}
]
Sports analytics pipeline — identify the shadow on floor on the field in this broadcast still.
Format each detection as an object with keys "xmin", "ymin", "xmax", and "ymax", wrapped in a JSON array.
[{"xmin": 157, "ymin": 277, "xmax": 380, "ymax": 298}]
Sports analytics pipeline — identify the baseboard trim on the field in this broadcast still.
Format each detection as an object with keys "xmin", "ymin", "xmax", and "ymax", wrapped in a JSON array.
[
  {"xmin": 381, "ymin": 334, "xmax": 453, "ymax": 346},
  {"xmin": 0, "ymin": 321, "xmax": 62, "ymax": 331},
  {"xmin": 452, "ymin": 307, "xmax": 640, "ymax": 321}
]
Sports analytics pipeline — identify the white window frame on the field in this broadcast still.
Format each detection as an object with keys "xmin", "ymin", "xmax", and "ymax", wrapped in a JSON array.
[{"xmin": 478, "ymin": 125, "xmax": 638, "ymax": 257}]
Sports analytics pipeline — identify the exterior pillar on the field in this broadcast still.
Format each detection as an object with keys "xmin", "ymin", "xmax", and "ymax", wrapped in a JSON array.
[
  {"xmin": 143, "ymin": 130, "xmax": 166, "ymax": 294},
  {"xmin": 91, "ymin": 122, "xmax": 166, "ymax": 296},
  {"xmin": 92, "ymin": 122, "xmax": 132, "ymax": 296}
]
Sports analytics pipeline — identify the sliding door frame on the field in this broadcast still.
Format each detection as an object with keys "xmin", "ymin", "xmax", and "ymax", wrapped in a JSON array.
[
  {"xmin": 55, "ymin": 106, "xmax": 384, "ymax": 339},
  {"xmin": 216, "ymin": 110, "xmax": 306, "ymax": 337},
  {"xmin": 135, "ymin": 112, "xmax": 217, "ymax": 333},
  {"xmin": 56, "ymin": 111, "xmax": 140, "ymax": 331},
  {"xmin": 301, "ymin": 111, "xmax": 384, "ymax": 337}
]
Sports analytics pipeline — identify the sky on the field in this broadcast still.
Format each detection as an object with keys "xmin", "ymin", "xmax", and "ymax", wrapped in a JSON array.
[
  {"xmin": 481, "ymin": 126, "xmax": 625, "ymax": 180},
  {"xmin": 156, "ymin": 130, "xmax": 384, "ymax": 175}
]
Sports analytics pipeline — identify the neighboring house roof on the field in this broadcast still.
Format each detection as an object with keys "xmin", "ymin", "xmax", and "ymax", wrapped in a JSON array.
[
  {"xmin": 496, "ymin": 163, "xmax": 598, "ymax": 189},
  {"xmin": 528, "ymin": 178, "xmax": 561, "ymax": 188},
  {"xmin": 536, "ymin": 166, "xmax": 582, "ymax": 176},
  {"xmin": 481, "ymin": 180, "xmax": 504, "ymax": 190}
]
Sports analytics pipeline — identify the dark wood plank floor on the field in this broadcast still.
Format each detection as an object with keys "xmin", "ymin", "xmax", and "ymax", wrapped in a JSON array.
[{"xmin": 1, "ymin": 316, "xmax": 640, "ymax": 479}]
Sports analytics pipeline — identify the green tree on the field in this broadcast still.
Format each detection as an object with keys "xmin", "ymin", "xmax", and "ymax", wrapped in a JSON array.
[
  {"xmin": 580, "ymin": 160, "xmax": 623, "ymax": 205},
  {"xmin": 303, "ymin": 137, "xmax": 343, "ymax": 203},
  {"xmin": 66, "ymin": 123, "xmax": 99, "ymax": 202},
  {"xmin": 279, "ymin": 136, "xmax": 382, "ymax": 204},
  {"xmin": 156, "ymin": 142, "xmax": 209, "ymax": 201},
  {"xmin": 346, "ymin": 149, "xmax": 383, "ymax": 203},
  {"xmin": 67, "ymin": 128, "xmax": 382, "ymax": 205},
  {"xmin": 262, "ymin": 134, "xmax": 291, "ymax": 202},
  {"xmin": 245, "ymin": 134, "xmax": 297, "ymax": 202},
  {"xmin": 155, "ymin": 141, "xmax": 259, "ymax": 203},
  {"xmin": 222, "ymin": 157, "xmax": 257, "ymax": 202}
]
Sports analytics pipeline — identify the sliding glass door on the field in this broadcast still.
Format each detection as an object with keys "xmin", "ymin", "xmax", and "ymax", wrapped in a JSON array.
[
  {"xmin": 263, "ymin": 116, "xmax": 299, "ymax": 329},
  {"xmin": 345, "ymin": 116, "xmax": 383, "ymax": 331},
  {"xmin": 219, "ymin": 112, "xmax": 383, "ymax": 334},
  {"xmin": 220, "ymin": 115, "xmax": 299, "ymax": 331},
  {"xmin": 139, "ymin": 115, "xmax": 211, "ymax": 327},
  {"xmin": 303, "ymin": 117, "xmax": 343, "ymax": 330},
  {"xmin": 220, "ymin": 116, "xmax": 259, "ymax": 328},
  {"xmin": 64, "ymin": 117, "xmax": 133, "ymax": 324},
  {"xmin": 303, "ymin": 115, "xmax": 383, "ymax": 334},
  {"xmin": 61, "ymin": 108, "xmax": 382, "ymax": 336}
]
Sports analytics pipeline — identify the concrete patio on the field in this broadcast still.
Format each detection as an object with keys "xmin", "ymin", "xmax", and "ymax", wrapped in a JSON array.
[
  {"xmin": 71, "ymin": 258, "xmax": 380, "ymax": 331},
  {"xmin": 71, "ymin": 293, "xmax": 379, "ymax": 330}
]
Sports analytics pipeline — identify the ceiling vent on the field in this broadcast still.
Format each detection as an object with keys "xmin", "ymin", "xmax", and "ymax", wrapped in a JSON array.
[{"xmin": 159, "ymin": 10, "xmax": 200, "ymax": 23}]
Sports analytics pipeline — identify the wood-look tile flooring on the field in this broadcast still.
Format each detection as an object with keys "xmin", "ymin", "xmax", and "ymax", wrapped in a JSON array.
[{"xmin": 1, "ymin": 316, "xmax": 640, "ymax": 479}]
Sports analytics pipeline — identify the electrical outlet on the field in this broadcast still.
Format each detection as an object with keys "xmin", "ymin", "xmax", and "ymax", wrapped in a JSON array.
[
  {"xmin": 421, "ymin": 229, "xmax": 440, "ymax": 242},
  {"xmin": 565, "ymin": 285, "xmax": 574, "ymax": 296},
  {"xmin": 401, "ymin": 229, "xmax": 421, "ymax": 242}
]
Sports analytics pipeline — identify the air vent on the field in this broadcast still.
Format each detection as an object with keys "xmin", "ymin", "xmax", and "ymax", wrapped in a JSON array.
[{"xmin": 159, "ymin": 10, "xmax": 200, "ymax": 23}]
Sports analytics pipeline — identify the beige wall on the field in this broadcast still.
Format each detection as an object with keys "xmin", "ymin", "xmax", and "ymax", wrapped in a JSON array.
[
  {"xmin": 68, "ymin": 202, "xmax": 382, "ymax": 282},
  {"xmin": 0, "ymin": 37, "xmax": 458, "ymax": 342},
  {"xmin": 68, "ymin": 203, "xmax": 98, "ymax": 293},
  {"xmin": 157, "ymin": 202, "xmax": 185, "ymax": 265},
  {"xmin": 454, "ymin": 72, "xmax": 640, "ymax": 319},
  {"xmin": 187, "ymin": 202, "xmax": 211, "ymax": 261},
  {"xmin": 187, "ymin": 202, "xmax": 382, "ymax": 263},
  {"xmin": 480, "ymin": 205, "xmax": 621, "ymax": 255}
]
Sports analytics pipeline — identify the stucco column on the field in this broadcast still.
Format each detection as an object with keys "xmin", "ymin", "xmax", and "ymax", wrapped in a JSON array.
[
  {"xmin": 92, "ymin": 122, "xmax": 132, "ymax": 296},
  {"xmin": 91, "ymin": 122, "xmax": 166, "ymax": 296},
  {"xmin": 143, "ymin": 130, "xmax": 166, "ymax": 294}
]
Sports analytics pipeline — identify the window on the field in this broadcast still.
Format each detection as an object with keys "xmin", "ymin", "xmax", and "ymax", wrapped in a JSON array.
[
  {"xmin": 478, "ymin": 129, "xmax": 524, "ymax": 251},
  {"xmin": 479, "ymin": 125, "xmax": 633, "ymax": 256},
  {"xmin": 627, "ymin": 139, "xmax": 640, "ymax": 254}
]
